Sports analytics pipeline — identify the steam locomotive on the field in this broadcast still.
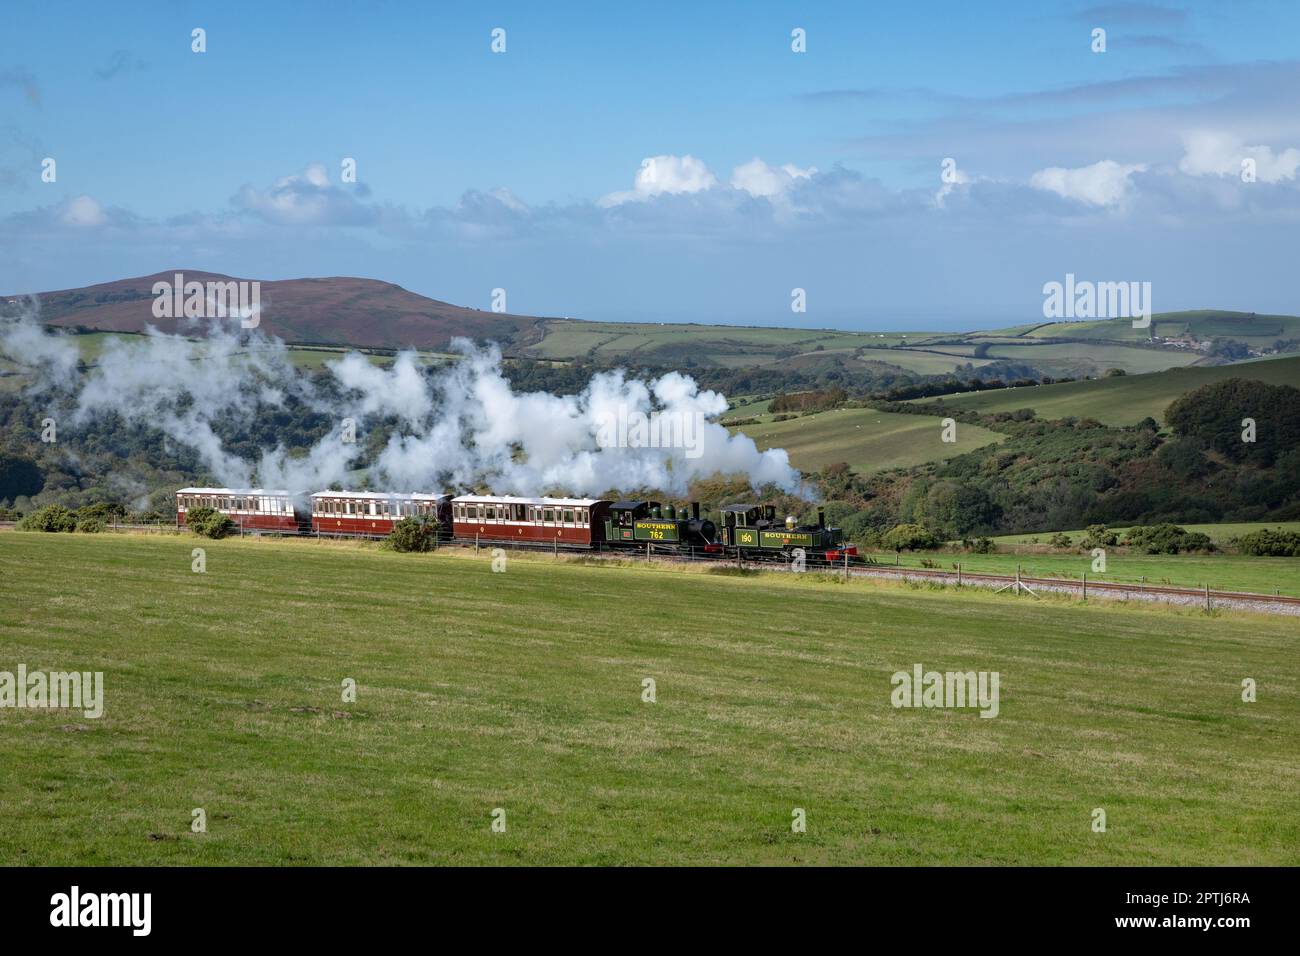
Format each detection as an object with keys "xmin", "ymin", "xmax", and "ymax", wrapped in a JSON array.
[{"xmin": 175, "ymin": 487, "xmax": 856, "ymax": 561}]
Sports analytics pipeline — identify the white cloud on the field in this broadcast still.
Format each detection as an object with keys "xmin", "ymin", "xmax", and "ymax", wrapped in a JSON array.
[
  {"xmin": 1029, "ymin": 159, "xmax": 1146, "ymax": 207},
  {"xmin": 1178, "ymin": 131, "xmax": 1300, "ymax": 183},
  {"xmin": 600, "ymin": 154, "xmax": 719, "ymax": 206},
  {"xmin": 233, "ymin": 162, "xmax": 378, "ymax": 226},
  {"xmin": 934, "ymin": 161, "xmax": 972, "ymax": 207},
  {"xmin": 729, "ymin": 158, "xmax": 816, "ymax": 198},
  {"xmin": 60, "ymin": 195, "xmax": 107, "ymax": 227}
]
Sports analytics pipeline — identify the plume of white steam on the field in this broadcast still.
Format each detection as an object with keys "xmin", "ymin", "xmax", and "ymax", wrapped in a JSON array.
[
  {"xmin": 374, "ymin": 341, "xmax": 800, "ymax": 495},
  {"xmin": 0, "ymin": 296, "xmax": 81, "ymax": 387},
  {"xmin": 0, "ymin": 306, "xmax": 804, "ymax": 498}
]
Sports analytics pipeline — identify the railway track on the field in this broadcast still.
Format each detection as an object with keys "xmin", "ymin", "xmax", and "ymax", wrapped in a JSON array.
[
  {"xmin": 448, "ymin": 537, "xmax": 1300, "ymax": 614},
  {"xmin": 4, "ymin": 523, "xmax": 1296, "ymax": 614},
  {"xmin": 836, "ymin": 561, "xmax": 1300, "ymax": 614}
]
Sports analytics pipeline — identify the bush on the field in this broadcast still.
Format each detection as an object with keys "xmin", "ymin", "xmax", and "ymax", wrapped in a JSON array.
[
  {"xmin": 1082, "ymin": 524, "xmax": 1118, "ymax": 548},
  {"xmin": 962, "ymin": 536, "xmax": 995, "ymax": 554},
  {"xmin": 387, "ymin": 516, "xmax": 440, "ymax": 553},
  {"xmin": 882, "ymin": 523, "xmax": 939, "ymax": 552},
  {"xmin": 1123, "ymin": 523, "xmax": 1214, "ymax": 554},
  {"xmin": 17, "ymin": 504, "xmax": 78, "ymax": 532},
  {"xmin": 1048, "ymin": 532, "xmax": 1073, "ymax": 548},
  {"xmin": 75, "ymin": 516, "xmax": 105, "ymax": 533},
  {"xmin": 1237, "ymin": 529, "xmax": 1300, "ymax": 557},
  {"xmin": 186, "ymin": 506, "xmax": 235, "ymax": 539}
]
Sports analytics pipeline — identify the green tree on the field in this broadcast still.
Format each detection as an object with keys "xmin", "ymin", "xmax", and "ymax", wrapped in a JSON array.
[
  {"xmin": 883, "ymin": 523, "xmax": 939, "ymax": 552},
  {"xmin": 1166, "ymin": 379, "xmax": 1300, "ymax": 465},
  {"xmin": 186, "ymin": 506, "xmax": 235, "ymax": 539},
  {"xmin": 387, "ymin": 515, "xmax": 440, "ymax": 553},
  {"xmin": 17, "ymin": 504, "xmax": 77, "ymax": 532}
]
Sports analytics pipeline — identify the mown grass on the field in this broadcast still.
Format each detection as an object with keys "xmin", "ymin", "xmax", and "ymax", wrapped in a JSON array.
[
  {"xmin": 1, "ymin": 532, "xmax": 1296, "ymax": 866},
  {"xmin": 866, "ymin": 548, "xmax": 1300, "ymax": 596}
]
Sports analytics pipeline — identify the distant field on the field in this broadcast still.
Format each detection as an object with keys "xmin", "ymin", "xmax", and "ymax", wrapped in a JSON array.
[
  {"xmin": 521, "ymin": 320, "xmax": 918, "ymax": 365},
  {"xmin": 2, "ymin": 531, "xmax": 1296, "ymax": 865},
  {"xmin": 912, "ymin": 355, "xmax": 1300, "ymax": 425},
  {"xmin": 982, "ymin": 342, "xmax": 1203, "ymax": 376},
  {"xmin": 521, "ymin": 311, "xmax": 1300, "ymax": 376},
  {"xmin": 991, "ymin": 522, "xmax": 1300, "ymax": 547},
  {"xmin": 1012, "ymin": 311, "xmax": 1300, "ymax": 345},
  {"xmin": 731, "ymin": 407, "xmax": 1005, "ymax": 474}
]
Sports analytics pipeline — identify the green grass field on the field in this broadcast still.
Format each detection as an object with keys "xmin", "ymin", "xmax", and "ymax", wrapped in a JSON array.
[
  {"xmin": 730, "ymin": 407, "xmax": 1005, "ymax": 474},
  {"xmin": 1, "ymin": 531, "xmax": 1296, "ymax": 866},
  {"xmin": 991, "ymin": 522, "xmax": 1300, "ymax": 547},
  {"xmin": 912, "ymin": 355, "xmax": 1300, "ymax": 426},
  {"xmin": 866, "ymin": 548, "xmax": 1300, "ymax": 596}
]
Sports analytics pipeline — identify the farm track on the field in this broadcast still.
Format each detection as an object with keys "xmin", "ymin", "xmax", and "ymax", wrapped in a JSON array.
[{"xmin": 5, "ymin": 523, "xmax": 1298, "ymax": 614}]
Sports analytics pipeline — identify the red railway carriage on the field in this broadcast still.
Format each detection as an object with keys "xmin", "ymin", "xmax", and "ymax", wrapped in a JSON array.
[
  {"xmin": 311, "ymin": 490, "xmax": 451, "ymax": 537},
  {"xmin": 176, "ymin": 488, "xmax": 303, "ymax": 533},
  {"xmin": 451, "ymin": 495, "xmax": 612, "ymax": 547}
]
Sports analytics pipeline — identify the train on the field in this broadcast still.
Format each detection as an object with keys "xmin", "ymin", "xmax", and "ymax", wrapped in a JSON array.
[{"xmin": 175, "ymin": 487, "xmax": 857, "ymax": 561}]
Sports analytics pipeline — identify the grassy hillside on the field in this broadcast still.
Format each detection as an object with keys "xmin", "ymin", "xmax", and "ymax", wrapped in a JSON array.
[
  {"xmin": 522, "ymin": 311, "xmax": 1300, "ymax": 378},
  {"xmin": 1007, "ymin": 311, "xmax": 1300, "ymax": 345},
  {"xmin": 730, "ymin": 406, "xmax": 1006, "ymax": 474},
  {"xmin": 1, "ymin": 532, "xmax": 1295, "ymax": 865},
  {"xmin": 520, "ymin": 320, "xmax": 912, "ymax": 365},
  {"xmin": 912, "ymin": 355, "xmax": 1300, "ymax": 426}
]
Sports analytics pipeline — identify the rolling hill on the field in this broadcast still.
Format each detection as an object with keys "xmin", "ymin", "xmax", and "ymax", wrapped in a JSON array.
[
  {"xmin": 910, "ymin": 354, "xmax": 1300, "ymax": 426},
  {"xmin": 4, "ymin": 271, "xmax": 551, "ymax": 351},
  {"xmin": 9, "ymin": 271, "xmax": 1298, "ymax": 380},
  {"xmin": 521, "ymin": 311, "xmax": 1300, "ymax": 378},
  {"xmin": 729, "ymin": 406, "xmax": 1006, "ymax": 474}
]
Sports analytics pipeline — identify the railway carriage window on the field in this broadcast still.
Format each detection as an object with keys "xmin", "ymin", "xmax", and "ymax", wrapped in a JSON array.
[
  {"xmin": 544, "ymin": 509, "xmax": 554, "ymax": 523},
  {"xmin": 563, "ymin": 509, "xmax": 574, "ymax": 524},
  {"xmin": 486, "ymin": 507, "xmax": 495, "ymax": 520}
]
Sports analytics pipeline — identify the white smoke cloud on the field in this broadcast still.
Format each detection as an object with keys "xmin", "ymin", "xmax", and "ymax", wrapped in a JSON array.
[
  {"xmin": 0, "ymin": 296, "xmax": 80, "ymax": 388},
  {"xmin": 0, "ymin": 309, "xmax": 803, "ymax": 500},
  {"xmin": 374, "ymin": 340, "xmax": 802, "ymax": 496}
]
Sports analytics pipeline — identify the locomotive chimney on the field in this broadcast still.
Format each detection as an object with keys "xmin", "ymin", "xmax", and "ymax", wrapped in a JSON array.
[
  {"xmin": 692, "ymin": 501, "xmax": 700, "ymax": 520},
  {"xmin": 817, "ymin": 507, "xmax": 825, "ymax": 528}
]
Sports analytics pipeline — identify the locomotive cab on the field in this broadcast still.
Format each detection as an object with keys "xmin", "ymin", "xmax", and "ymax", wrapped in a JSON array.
[{"xmin": 605, "ymin": 500, "xmax": 717, "ymax": 549}]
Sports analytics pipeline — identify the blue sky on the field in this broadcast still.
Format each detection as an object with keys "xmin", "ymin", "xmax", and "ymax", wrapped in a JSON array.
[{"xmin": 3, "ymin": 0, "xmax": 1300, "ymax": 329}]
